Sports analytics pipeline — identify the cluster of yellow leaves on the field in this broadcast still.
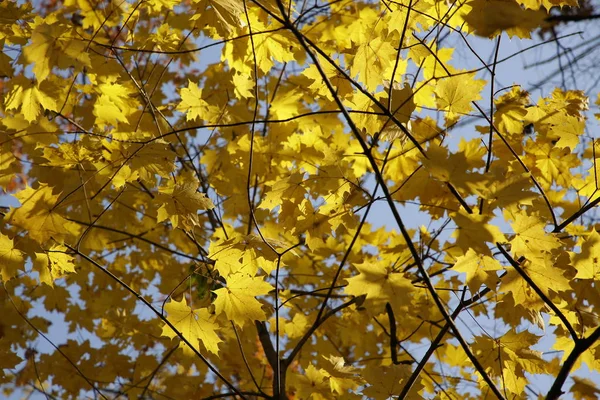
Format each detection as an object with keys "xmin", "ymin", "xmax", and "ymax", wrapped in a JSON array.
[{"xmin": 2, "ymin": 0, "xmax": 600, "ymax": 398}]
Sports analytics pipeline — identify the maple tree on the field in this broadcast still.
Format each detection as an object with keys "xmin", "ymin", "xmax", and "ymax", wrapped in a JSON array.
[{"xmin": 2, "ymin": 0, "xmax": 600, "ymax": 398}]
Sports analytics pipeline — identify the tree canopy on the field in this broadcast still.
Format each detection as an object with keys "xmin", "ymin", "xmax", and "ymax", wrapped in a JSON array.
[{"xmin": 1, "ymin": 0, "xmax": 600, "ymax": 398}]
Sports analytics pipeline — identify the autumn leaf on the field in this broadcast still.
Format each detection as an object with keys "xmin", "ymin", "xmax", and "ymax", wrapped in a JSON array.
[
  {"xmin": 344, "ymin": 259, "xmax": 414, "ymax": 310},
  {"xmin": 1, "ymin": 0, "xmax": 599, "ymax": 398},
  {"xmin": 462, "ymin": 0, "xmax": 546, "ymax": 38},
  {"xmin": 6, "ymin": 184, "xmax": 79, "ymax": 244},
  {"xmin": 176, "ymin": 79, "xmax": 211, "ymax": 122},
  {"xmin": 34, "ymin": 245, "xmax": 76, "ymax": 286},
  {"xmin": 161, "ymin": 297, "xmax": 222, "ymax": 355},
  {"xmin": 0, "ymin": 233, "xmax": 24, "ymax": 282},
  {"xmin": 434, "ymin": 71, "xmax": 486, "ymax": 124},
  {"xmin": 453, "ymin": 249, "xmax": 502, "ymax": 293},
  {"xmin": 569, "ymin": 229, "xmax": 600, "ymax": 280},
  {"xmin": 213, "ymin": 272, "xmax": 273, "ymax": 327},
  {"xmin": 156, "ymin": 179, "xmax": 215, "ymax": 229},
  {"xmin": 4, "ymin": 76, "xmax": 59, "ymax": 122}
]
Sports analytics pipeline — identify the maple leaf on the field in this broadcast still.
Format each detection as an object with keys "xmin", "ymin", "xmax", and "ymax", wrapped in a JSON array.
[
  {"xmin": 6, "ymin": 184, "xmax": 79, "ymax": 244},
  {"xmin": 4, "ymin": 76, "xmax": 59, "ymax": 122},
  {"xmin": 569, "ymin": 230, "xmax": 600, "ymax": 280},
  {"xmin": 34, "ymin": 245, "xmax": 76, "ymax": 286},
  {"xmin": 156, "ymin": 180, "xmax": 215, "ymax": 229},
  {"xmin": 209, "ymin": 234, "xmax": 282, "ymax": 276},
  {"xmin": 494, "ymin": 86, "xmax": 530, "ymax": 135},
  {"xmin": 270, "ymin": 90, "xmax": 303, "ymax": 120},
  {"xmin": 571, "ymin": 377, "xmax": 600, "ymax": 400},
  {"xmin": 161, "ymin": 297, "xmax": 222, "ymax": 355},
  {"xmin": 434, "ymin": 71, "xmax": 486, "ymax": 125},
  {"xmin": 321, "ymin": 355, "xmax": 362, "ymax": 394},
  {"xmin": 462, "ymin": 0, "xmax": 546, "ymax": 38},
  {"xmin": 453, "ymin": 249, "xmax": 502, "ymax": 293},
  {"xmin": 451, "ymin": 210, "xmax": 507, "ymax": 256},
  {"xmin": 258, "ymin": 172, "xmax": 307, "ymax": 211},
  {"xmin": 362, "ymin": 364, "xmax": 420, "ymax": 400},
  {"xmin": 93, "ymin": 78, "xmax": 137, "ymax": 127},
  {"xmin": 0, "ymin": 233, "xmax": 24, "ymax": 282},
  {"xmin": 507, "ymin": 210, "xmax": 561, "ymax": 258},
  {"xmin": 350, "ymin": 37, "xmax": 396, "ymax": 92},
  {"xmin": 303, "ymin": 55, "xmax": 354, "ymax": 100},
  {"xmin": 213, "ymin": 272, "xmax": 273, "ymax": 327},
  {"xmin": 22, "ymin": 20, "xmax": 91, "ymax": 82},
  {"xmin": 344, "ymin": 260, "xmax": 414, "ymax": 310},
  {"xmin": 176, "ymin": 80, "xmax": 211, "ymax": 121},
  {"xmin": 472, "ymin": 330, "xmax": 545, "ymax": 395},
  {"xmin": 290, "ymin": 364, "xmax": 332, "ymax": 400}
]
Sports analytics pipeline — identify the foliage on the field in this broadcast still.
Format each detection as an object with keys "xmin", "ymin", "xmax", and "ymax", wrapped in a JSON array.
[{"xmin": 1, "ymin": 0, "xmax": 600, "ymax": 399}]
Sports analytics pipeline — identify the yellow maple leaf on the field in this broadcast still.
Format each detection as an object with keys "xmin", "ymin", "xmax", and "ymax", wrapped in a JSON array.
[
  {"xmin": 344, "ymin": 259, "xmax": 414, "ymax": 309},
  {"xmin": 569, "ymin": 229, "xmax": 600, "ymax": 280},
  {"xmin": 508, "ymin": 210, "xmax": 561, "ymax": 257},
  {"xmin": 209, "ymin": 234, "xmax": 282, "ymax": 276},
  {"xmin": 350, "ymin": 37, "xmax": 396, "ymax": 92},
  {"xmin": 232, "ymin": 72, "xmax": 254, "ymax": 99},
  {"xmin": 0, "ymin": 233, "xmax": 24, "ymax": 282},
  {"xmin": 176, "ymin": 80, "xmax": 211, "ymax": 121},
  {"xmin": 157, "ymin": 180, "xmax": 215, "ymax": 229},
  {"xmin": 434, "ymin": 71, "xmax": 486, "ymax": 125},
  {"xmin": 161, "ymin": 297, "xmax": 222, "ymax": 355},
  {"xmin": 290, "ymin": 364, "xmax": 332, "ymax": 400},
  {"xmin": 462, "ymin": 0, "xmax": 546, "ymax": 38},
  {"xmin": 472, "ymin": 329, "xmax": 545, "ymax": 395},
  {"xmin": 7, "ymin": 184, "xmax": 79, "ymax": 244},
  {"xmin": 362, "ymin": 364, "xmax": 418, "ymax": 400},
  {"xmin": 4, "ymin": 76, "xmax": 59, "ymax": 122},
  {"xmin": 258, "ymin": 172, "xmax": 307, "ymax": 211},
  {"xmin": 303, "ymin": 55, "xmax": 354, "ymax": 100},
  {"xmin": 453, "ymin": 249, "xmax": 502, "ymax": 293},
  {"xmin": 213, "ymin": 272, "xmax": 273, "ymax": 327},
  {"xmin": 270, "ymin": 90, "xmax": 303, "ymax": 120},
  {"xmin": 516, "ymin": 0, "xmax": 577, "ymax": 10},
  {"xmin": 93, "ymin": 79, "xmax": 137, "ymax": 127},
  {"xmin": 321, "ymin": 355, "xmax": 362, "ymax": 394},
  {"xmin": 33, "ymin": 245, "xmax": 76, "ymax": 286},
  {"xmin": 22, "ymin": 20, "xmax": 91, "ymax": 82},
  {"xmin": 451, "ymin": 210, "xmax": 507, "ymax": 256},
  {"xmin": 571, "ymin": 376, "xmax": 600, "ymax": 400},
  {"xmin": 494, "ymin": 86, "xmax": 530, "ymax": 135}
]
